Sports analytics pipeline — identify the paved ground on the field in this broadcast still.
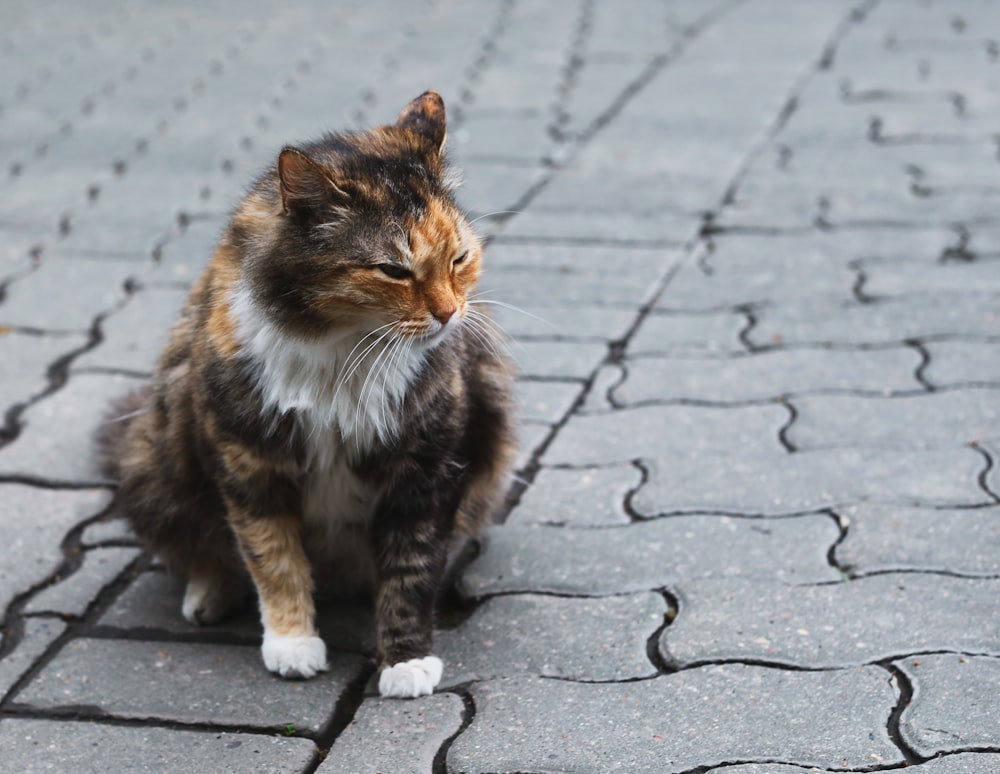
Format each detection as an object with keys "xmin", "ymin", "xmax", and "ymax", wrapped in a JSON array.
[{"xmin": 1, "ymin": 0, "xmax": 999, "ymax": 771}]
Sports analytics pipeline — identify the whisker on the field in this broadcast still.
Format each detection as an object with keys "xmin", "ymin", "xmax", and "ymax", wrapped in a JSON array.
[
  {"xmin": 330, "ymin": 323, "xmax": 399, "ymax": 408},
  {"xmin": 463, "ymin": 312, "xmax": 516, "ymax": 366},
  {"xmin": 468, "ymin": 209, "xmax": 522, "ymax": 227},
  {"xmin": 355, "ymin": 329, "xmax": 400, "ymax": 438},
  {"xmin": 466, "ymin": 309, "xmax": 523, "ymax": 353},
  {"xmin": 468, "ymin": 298, "xmax": 557, "ymax": 331},
  {"xmin": 103, "ymin": 408, "xmax": 150, "ymax": 424},
  {"xmin": 378, "ymin": 334, "xmax": 411, "ymax": 429}
]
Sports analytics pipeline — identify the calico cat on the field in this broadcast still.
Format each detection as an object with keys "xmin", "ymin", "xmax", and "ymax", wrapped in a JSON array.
[{"xmin": 97, "ymin": 91, "xmax": 517, "ymax": 698}]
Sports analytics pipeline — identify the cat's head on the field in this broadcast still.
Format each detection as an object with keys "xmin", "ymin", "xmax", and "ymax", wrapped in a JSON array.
[{"xmin": 235, "ymin": 91, "xmax": 481, "ymax": 350}]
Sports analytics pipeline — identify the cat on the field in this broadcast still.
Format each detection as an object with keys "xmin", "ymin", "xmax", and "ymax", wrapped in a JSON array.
[{"xmin": 97, "ymin": 91, "xmax": 517, "ymax": 698}]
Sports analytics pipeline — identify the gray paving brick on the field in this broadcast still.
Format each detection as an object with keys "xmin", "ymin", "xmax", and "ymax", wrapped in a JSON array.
[
  {"xmin": 543, "ymin": 403, "xmax": 790, "ymax": 465},
  {"xmin": 453, "ymin": 160, "xmax": 544, "ymax": 216},
  {"xmin": 15, "ymin": 638, "xmax": 367, "ymax": 733},
  {"xmin": 628, "ymin": 309, "xmax": 750, "ymax": 356},
  {"xmin": 516, "ymin": 420, "xmax": 552, "ymax": 472},
  {"xmin": 748, "ymin": 294, "xmax": 1000, "ymax": 347},
  {"xmin": 514, "ymin": 340, "xmax": 607, "ymax": 380},
  {"xmin": 515, "ymin": 379, "xmax": 580, "ymax": 425},
  {"xmin": 788, "ymin": 389, "xmax": 1000, "ymax": 450},
  {"xmin": 0, "ymin": 254, "xmax": 138, "ymax": 331},
  {"xmin": 509, "ymin": 464, "xmax": 640, "ymax": 526},
  {"xmin": 479, "ymin": 243, "xmax": 676, "ymax": 308},
  {"xmin": 448, "ymin": 666, "xmax": 902, "ymax": 773},
  {"xmin": 495, "ymin": 208, "xmax": 696, "ymax": 244},
  {"xmin": 24, "ymin": 546, "xmax": 141, "ymax": 617},
  {"xmin": 614, "ymin": 346, "xmax": 924, "ymax": 405},
  {"xmin": 835, "ymin": 503, "xmax": 1000, "ymax": 577},
  {"xmin": 923, "ymin": 341, "xmax": 1000, "ymax": 387},
  {"xmin": 897, "ymin": 655, "xmax": 1000, "ymax": 758},
  {"xmin": 661, "ymin": 575, "xmax": 1000, "ymax": 669},
  {"xmin": 0, "ymin": 485, "xmax": 110, "ymax": 624},
  {"xmin": 863, "ymin": 257, "xmax": 1000, "ymax": 299},
  {"xmin": 461, "ymin": 514, "xmax": 840, "ymax": 598},
  {"xmin": 0, "ymin": 329, "xmax": 89, "ymax": 409},
  {"xmin": 436, "ymin": 593, "xmax": 665, "ymax": 685},
  {"xmin": 71, "ymin": 284, "xmax": 188, "ymax": 374},
  {"xmin": 633, "ymin": 447, "xmax": 989, "ymax": 515},
  {"xmin": 0, "ymin": 618, "xmax": 66, "ymax": 700},
  {"xmin": 320, "ymin": 694, "xmax": 463, "ymax": 774},
  {"xmin": 0, "ymin": 372, "xmax": 145, "ymax": 482},
  {"xmin": 580, "ymin": 363, "xmax": 622, "ymax": 412},
  {"xmin": 712, "ymin": 758, "xmax": 1000, "ymax": 774},
  {"xmin": 486, "ymin": 301, "xmax": 638, "ymax": 342},
  {"xmin": 0, "ymin": 718, "xmax": 317, "ymax": 774},
  {"xmin": 80, "ymin": 514, "xmax": 136, "ymax": 546}
]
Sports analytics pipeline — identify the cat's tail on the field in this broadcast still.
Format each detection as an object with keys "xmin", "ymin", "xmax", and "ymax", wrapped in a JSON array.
[{"xmin": 93, "ymin": 385, "xmax": 152, "ymax": 481}]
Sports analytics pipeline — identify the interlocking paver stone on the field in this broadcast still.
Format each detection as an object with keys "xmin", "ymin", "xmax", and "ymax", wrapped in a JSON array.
[
  {"xmin": 788, "ymin": 389, "xmax": 1000, "ymax": 450},
  {"xmin": 628, "ymin": 309, "xmax": 750, "ymax": 355},
  {"xmin": 515, "ymin": 379, "xmax": 581, "ymax": 425},
  {"xmin": 0, "ymin": 718, "xmax": 318, "ymax": 774},
  {"xmin": 661, "ymin": 575, "xmax": 1000, "ymax": 669},
  {"xmin": 712, "ymin": 758, "xmax": 1000, "ymax": 774},
  {"xmin": 0, "ymin": 372, "xmax": 145, "ymax": 482},
  {"xmin": 0, "ymin": 255, "xmax": 138, "ymax": 331},
  {"xmin": 632, "ymin": 447, "xmax": 989, "ymax": 514},
  {"xmin": 834, "ymin": 503, "xmax": 1000, "ymax": 577},
  {"xmin": 436, "ymin": 593, "xmax": 665, "ymax": 685},
  {"xmin": 614, "ymin": 346, "xmax": 924, "ymax": 405},
  {"xmin": 897, "ymin": 655, "xmax": 1000, "ymax": 758},
  {"xmin": 320, "ymin": 694, "xmax": 463, "ymax": 774},
  {"xmin": 0, "ymin": 618, "xmax": 66, "ymax": 700},
  {"xmin": 70, "ymin": 284, "xmax": 189, "ymax": 375},
  {"xmin": 24, "ymin": 546, "xmax": 141, "ymax": 617},
  {"xmin": 747, "ymin": 294, "xmax": 1000, "ymax": 347},
  {"xmin": 0, "ymin": 330, "xmax": 89, "ymax": 409},
  {"xmin": 0, "ymin": 485, "xmax": 110, "ymax": 623},
  {"xmin": 462, "ymin": 514, "xmax": 840, "ymax": 597},
  {"xmin": 543, "ymin": 403, "xmax": 790, "ymax": 464},
  {"xmin": 15, "ymin": 638, "xmax": 367, "ymax": 734},
  {"xmin": 923, "ymin": 340, "xmax": 1000, "ymax": 387},
  {"xmin": 513, "ymin": 340, "xmax": 608, "ymax": 380},
  {"xmin": 508, "ymin": 464, "xmax": 641, "ymax": 526},
  {"xmin": 448, "ymin": 666, "xmax": 902, "ymax": 773}
]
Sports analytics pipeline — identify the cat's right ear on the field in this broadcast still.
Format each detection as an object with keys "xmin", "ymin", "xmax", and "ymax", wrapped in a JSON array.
[{"xmin": 277, "ymin": 147, "xmax": 348, "ymax": 215}]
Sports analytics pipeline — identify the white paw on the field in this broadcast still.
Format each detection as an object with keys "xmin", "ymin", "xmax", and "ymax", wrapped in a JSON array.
[
  {"xmin": 378, "ymin": 656, "xmax": 443, "ymax": 698},
  {"xmin": 182, "ymin": 577, "xmax": 237, "ymax": 625},
  {"xmin": 261, "ymin": 632, "xmax": 328, "ymax": 679}
]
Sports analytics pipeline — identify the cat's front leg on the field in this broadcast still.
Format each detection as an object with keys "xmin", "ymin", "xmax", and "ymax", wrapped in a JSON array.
[
  {"xmin": 372, "ymin": 520, "xmax": 447, "ymax": 698},
  {"xmin": 227, "ymin": 505, "xmax": 328, "ymax": 679}
]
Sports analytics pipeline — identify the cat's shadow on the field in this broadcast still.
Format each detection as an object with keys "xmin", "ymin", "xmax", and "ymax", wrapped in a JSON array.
[{"xmin": 105, "ymin": 560, "xmax": 479, "ymax": 656}]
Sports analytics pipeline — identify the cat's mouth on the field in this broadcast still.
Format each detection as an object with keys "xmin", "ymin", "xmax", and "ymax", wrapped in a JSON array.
[{"xmin": 413, "ymin": 318, "xmax": 460, "ymax": 347}]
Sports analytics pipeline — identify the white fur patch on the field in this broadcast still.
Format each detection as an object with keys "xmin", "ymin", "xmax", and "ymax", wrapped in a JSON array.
[
  {"xmin": 378, "ymin": 656, "xmax": 444, "ymax": 698},
  {"xmin": 229, "ymin": 283, "xmax": 426, "ymax": 457},
  {"xmin": 261, "ymin": 631, "xmax": 329, "ymax": 679},
  {"xmin": 182, "ymin": 577, "xmax": 238, "ymax": 625}
]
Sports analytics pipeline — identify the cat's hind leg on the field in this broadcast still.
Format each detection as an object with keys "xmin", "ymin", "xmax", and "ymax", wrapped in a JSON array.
[{"xmin": 181, "ymin": 556, "xmax": 247, "ymax": 625}]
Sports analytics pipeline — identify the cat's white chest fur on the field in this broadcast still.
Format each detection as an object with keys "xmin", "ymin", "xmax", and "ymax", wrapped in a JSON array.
[{"xmin": 230, "ymin": 284, "xmax": 426, "ymax": 451}]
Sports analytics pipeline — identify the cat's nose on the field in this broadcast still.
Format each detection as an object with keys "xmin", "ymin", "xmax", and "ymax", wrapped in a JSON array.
[{"xmin": 433, "ymin": 307, "xmax": 456, "ymax": 325}]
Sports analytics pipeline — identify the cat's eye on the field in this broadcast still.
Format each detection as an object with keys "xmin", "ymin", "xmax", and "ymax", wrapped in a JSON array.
[
  {"xmin": 376, "ymin": 263, "xmax": 412, "ymax": 280},
  {"xmin": 452, "ymin": 251, "xmax": 469, "ymax": 268}
]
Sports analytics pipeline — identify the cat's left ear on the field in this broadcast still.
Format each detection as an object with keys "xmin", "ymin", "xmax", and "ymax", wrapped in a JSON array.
[
  {"xmin": 396, "ymin": 90, "xmax": 447, "ymax": 154},
  {"xmin": 278, "ymin": 147, "xmax": 349, "ymax": 215}
]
